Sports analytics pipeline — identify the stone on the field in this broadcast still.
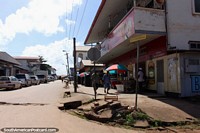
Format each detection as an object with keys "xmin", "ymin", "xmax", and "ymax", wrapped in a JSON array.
[
  {"xmin": 134, "ymin": 120, "xmax": 150, "ymax": 128},
  {"xmin": 63, "ymin": 100, "xmax": 82, "ymax": 110}
]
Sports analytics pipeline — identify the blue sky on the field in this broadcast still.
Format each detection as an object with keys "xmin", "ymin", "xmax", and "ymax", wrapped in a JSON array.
[{"xmin": 0, "ymin": 0, "xmax": 101, "ymax": 75}]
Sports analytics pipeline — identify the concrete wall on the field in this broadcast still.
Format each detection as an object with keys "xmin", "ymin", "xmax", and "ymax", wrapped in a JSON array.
[
  {"xmin": 167, "ymin": 0, "xmax": 200, "ymax": 50},
  {"xmin": 179, "ymin": 52, "xmax": 200, "ymax": 97},
  {"xmin": 147, "ymin": 53, "xmax": 181, "ymax": 94},
  {"xmin": 134, "ymin": 7, "xmax": 165, "ymax": 33},
  {"xmin": 147, "ymin": 52, "xmax": 200, "ymax": 97}
]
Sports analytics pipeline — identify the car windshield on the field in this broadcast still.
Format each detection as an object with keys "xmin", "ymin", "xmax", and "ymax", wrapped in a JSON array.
[
  {"xmin": 16, "ymin": 75, "xmax": 25, "ymax": 79},
  {"xmin": 37, "ymin": 75, "xmax": 45, "ymax": 78}
]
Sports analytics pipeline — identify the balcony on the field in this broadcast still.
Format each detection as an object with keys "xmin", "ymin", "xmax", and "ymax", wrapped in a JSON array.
[{"xmin": 98, "ymin": 7, "xmax": 166, "ymax": 63}]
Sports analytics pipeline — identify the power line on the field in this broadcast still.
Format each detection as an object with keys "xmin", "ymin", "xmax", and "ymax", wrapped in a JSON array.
[
  {"xmin": 72, "ymin": 7, "xmax": 79, "ymax": 37},
  {"xmin": 76, "ymin": 0, "xmax": 88, "ymax": 37},
  {"xmin": 65, "ymin": 0, "xmax": 68, "ymax": 40},
  {"xmin": 68, "ymin": 0, "xmax": 74, "ymax": 39}
]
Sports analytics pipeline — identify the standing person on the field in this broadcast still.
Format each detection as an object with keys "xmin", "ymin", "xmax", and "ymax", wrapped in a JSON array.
[
  {"xmin": 102, "ymin": 71, "xmax": 111, "ymax": 94},
  {"xmin": 91, "ymin": 72, "xmax": 100, "ymax": 95},
  {"xmin": 138, "ymin": 67, "xmax": 145, "ymax": 92}
]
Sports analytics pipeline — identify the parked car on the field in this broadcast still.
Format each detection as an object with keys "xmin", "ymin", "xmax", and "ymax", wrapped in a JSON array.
[
  {"xmin": 36, "ymin": 74, "xmax": 48, "ymax": 83},
  {"xmin": 47, "ymin": 75, "xmax": 54, "ymax": 82},
  {"xmin": 15, "ymin": 73, "xmax": 32, "ymax": 87},
  {"xmin": 30, "ymin": 75, "xmax": 40, "ymax": 85},
  {"xmin": 0, "ymin": 76, "xmax": 22, "ymax": 90}
]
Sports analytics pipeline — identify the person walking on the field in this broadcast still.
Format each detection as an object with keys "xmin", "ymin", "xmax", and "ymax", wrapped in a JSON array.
[
  {"xmin": 91, "ymin": 72, "xmax": 100, "ymax": 96},
  {"xmin": 102, "ymin": 71, "xmax": 111, "ymax": 94},
  {"xmin": 138, "ymin": 67, "xmax": 145, "ymax": 92}
]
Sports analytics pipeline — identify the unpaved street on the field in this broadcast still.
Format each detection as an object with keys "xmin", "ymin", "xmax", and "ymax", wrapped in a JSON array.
[{"xmin": 0, "ymin": 81, "xmax": 138, "ymax": 133}]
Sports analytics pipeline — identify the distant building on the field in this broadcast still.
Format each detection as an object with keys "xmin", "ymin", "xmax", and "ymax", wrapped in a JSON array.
[
  {"xmin": 0, "ymin": 52, "xmax": 21, "ymax": 76},
  {"xmin": 76, "ymin": 46, "xmax": 91, "ymax": 71},
  {"xmin": 14, "ymin": 56, "xmax": 41, "ymax": 75},
  {"xmin": 14, "ymin": 56, "xmax": 56, "ymax": 76}
]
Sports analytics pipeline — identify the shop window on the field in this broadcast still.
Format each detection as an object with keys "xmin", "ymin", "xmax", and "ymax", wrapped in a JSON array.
[
  {"xmin": 189, "ymin": 41, "xmax": 200, "ymax": 50},
  {"xmin": 193, "ymin": 0, "xmax": 200, "ymax": 14},
  {"xmin": 188, "ymin": 59, "xmax": 199, "ymax": 65}
]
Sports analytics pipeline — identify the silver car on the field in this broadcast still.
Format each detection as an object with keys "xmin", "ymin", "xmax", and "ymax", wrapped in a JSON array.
[
  {"xmin": 30, "ymin": 75, "xmax": 40, "ymax": 85},
  {"xmin": 0, "ymin": 76, "xmax": 22, "ymax": 90},
  {"xmin": 15, "ymin": 73, "xmax": 32, "ymax": 87}
]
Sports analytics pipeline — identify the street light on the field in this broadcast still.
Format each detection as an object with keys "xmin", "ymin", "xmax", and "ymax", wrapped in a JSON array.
[{"xmin": 63, "ymin": 50, "xmax": 70, "ymax": 76}]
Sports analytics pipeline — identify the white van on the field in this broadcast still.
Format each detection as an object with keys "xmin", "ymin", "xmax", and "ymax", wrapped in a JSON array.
[{"xmin": 15, "ymin": 73, "xmax": 32, "ymax": 87}]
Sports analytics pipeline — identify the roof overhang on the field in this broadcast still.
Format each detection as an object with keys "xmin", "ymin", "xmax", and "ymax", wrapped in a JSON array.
[
  {"xmin": 84, "ymin": 0, "xmax": 131, "ymax": 44},
  {"xmin": 97, "ymin": 33, "xmax": 164, "ymax": 63}
]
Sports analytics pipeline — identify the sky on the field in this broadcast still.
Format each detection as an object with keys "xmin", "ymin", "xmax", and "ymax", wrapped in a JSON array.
[{"xmin": 0, "ymin": 0, "xmax": 101, "ymax": 75}]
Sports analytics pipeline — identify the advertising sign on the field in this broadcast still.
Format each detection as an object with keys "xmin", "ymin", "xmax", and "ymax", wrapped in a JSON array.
[
  {"xmin": 101, "ymin": 10, "xmax": 135, "ymax": 56},
  {"xmin": 191, "ymin": 75, "xmax": 200, "ymax": 92}
]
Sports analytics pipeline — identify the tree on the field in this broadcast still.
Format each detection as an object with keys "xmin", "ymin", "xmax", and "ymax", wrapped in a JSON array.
[{"xmin": 38, "ymin": 56, "xmax": 47, "ymax": 63}]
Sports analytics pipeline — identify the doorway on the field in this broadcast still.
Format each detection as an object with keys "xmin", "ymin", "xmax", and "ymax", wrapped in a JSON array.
[{"xmin": 156, "ymin": 60, "xmax": 165, "ymax": 94}]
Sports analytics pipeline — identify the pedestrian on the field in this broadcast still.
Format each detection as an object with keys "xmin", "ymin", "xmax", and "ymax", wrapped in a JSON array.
[
  {"xmin": 138, "ymin": 67, "xmax": 145, "ymax": 92},
  {"xmin": 102, "ymin": 71, "xmax": 111, "ymax": 94},
  {"xmin": 91, "ymin": 72, "xmax": 100, "ymax": 95}
]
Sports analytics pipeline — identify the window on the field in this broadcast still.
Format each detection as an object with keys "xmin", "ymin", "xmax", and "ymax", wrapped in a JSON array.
[
  {"xmin": 188, "ymin": 41, "xmax": 200, "ymax": 50},
  {"xmin": 193, "ymin": 0, "xmax": 200, "ymax": 13},
  {"xmin": 189, "ymin": 59, "xmax": 199, "ymax": 65},
  {"xmin": 78, "ymin": 53, "xmax": 83, "ymax": 60}
]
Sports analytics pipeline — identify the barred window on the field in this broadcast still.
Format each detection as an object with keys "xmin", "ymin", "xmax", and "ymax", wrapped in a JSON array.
[{"xmin": 188, "ymin": 41, "xmax": 200, "ymax": 50}]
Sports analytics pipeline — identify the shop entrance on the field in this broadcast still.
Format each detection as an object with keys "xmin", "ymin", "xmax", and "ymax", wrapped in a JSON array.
[
  {"xmin": 156, "ymin": 60, "xmax": 165, "ymax": 94},
  {"xmin": 0, "ymin": 69, "xmax": 5, "ymax": 76}
]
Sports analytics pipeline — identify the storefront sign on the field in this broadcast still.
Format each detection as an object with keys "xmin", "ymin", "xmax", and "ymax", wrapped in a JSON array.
[
  {"xmin": 130, "ymin": 35, "xmax": 147, "ymax": 43},
  {"xmin": 101, "ymin": 10, "xmax": 135, "ymax": 56},
  {"xmin": 191, "ymin": 75, "xmax": 200, "ymax": 92}
]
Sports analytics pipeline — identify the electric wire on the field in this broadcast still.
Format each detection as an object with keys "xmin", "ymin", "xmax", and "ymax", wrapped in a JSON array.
[
  {"xmin": 68, "ymin": 0, "xmax": 74, "ymax": 39},
  {"xmin": 72, "ymin": 7, "xmax": 79, "ymax": 37},
  {"xmin": 76, "ymin": 0, "xmax": 88, "ymax": 38}
]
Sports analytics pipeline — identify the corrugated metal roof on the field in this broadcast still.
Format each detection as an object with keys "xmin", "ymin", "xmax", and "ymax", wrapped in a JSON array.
[
  {"xmin": 76, "ymin": 46, "xmax": 91, "ymax": 52},
  {"xmin": 0, "ymin": 52, "xmax": 21, "ymax": 65},
  {"xmin": 14, "ymin": 56, "xmax": 40, "ymax": 60},
  {"xmin": 81, "ymin": 60, "xmax": 104, "ymax": 67}
]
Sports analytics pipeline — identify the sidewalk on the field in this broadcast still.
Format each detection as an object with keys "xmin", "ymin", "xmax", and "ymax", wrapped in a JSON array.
[{"xmin": 61, "ymin": 83, "xmax": 200, "ymax": 123}]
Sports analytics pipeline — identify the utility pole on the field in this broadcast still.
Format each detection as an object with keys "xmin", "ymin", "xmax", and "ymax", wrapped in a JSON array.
[
  {"xmin": 65, "ymin": 53, "xmax": 70, "ymax": 76},
  {"xmin": 73, "ymin": 37, "xmax": 77, "ymax": 92},
  {"xmin": 135, "ymin": 41, "xmax": 139, "ymax": 109},
  {"xmin": 62, "ymin": 50, "xmax": 70, "ymax": 76}
]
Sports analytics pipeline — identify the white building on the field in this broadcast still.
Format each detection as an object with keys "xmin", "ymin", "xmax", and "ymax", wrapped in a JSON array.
[{"xmin": 84, "ymin": 0, "xmax": 200, "ymax": 97}]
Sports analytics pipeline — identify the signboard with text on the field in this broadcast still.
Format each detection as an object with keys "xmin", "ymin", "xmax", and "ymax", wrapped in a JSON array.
[{"xmin": 191, "ymin": 75, "xmax": 200, "ymax": 92}]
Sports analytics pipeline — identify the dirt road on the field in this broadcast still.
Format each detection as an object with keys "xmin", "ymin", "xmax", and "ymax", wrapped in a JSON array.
[{"xmin": 0, "ymin": 81, "xmax": 139, "ymax": 133}]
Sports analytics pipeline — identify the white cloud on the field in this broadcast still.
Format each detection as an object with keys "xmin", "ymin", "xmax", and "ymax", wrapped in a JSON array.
[
  {"xmin": 0, "ymin": 0, "xmax": 82, "ymax": 45},
  {"xmin": 21, "ymin": 38, "xmax": 82, "ymax": 75},
  {"xmin": 65, "ymin": 19, "xmax": 76, "ymax": 26}
]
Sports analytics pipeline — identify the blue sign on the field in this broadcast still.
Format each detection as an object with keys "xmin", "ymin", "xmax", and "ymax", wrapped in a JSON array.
[{"xmin": 191, "ymin": 75, "xmax": 200, "ymax": 92}]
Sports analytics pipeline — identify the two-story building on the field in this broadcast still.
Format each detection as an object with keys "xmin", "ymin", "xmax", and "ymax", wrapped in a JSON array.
[
  {"xmin": 0, "ymin": 52, "xmax": 21, "ymax": 76},
  {"xmin": 14, "ymin": 56, "xmax": 41, "ymax": 75},
  {"xmin": 84, "ymin": 0, "xmax": 200, "ymax": 97}
]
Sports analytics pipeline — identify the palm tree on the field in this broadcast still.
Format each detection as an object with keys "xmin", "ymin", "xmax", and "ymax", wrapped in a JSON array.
[{"xmin": 38, "ymin": 56, "xmax": 47, "ymax": 63}]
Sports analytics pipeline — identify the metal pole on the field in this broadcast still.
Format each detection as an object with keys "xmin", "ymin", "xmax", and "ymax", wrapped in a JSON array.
[
  {"xmin": 133, "ymin": 0, "xmax": 136, "ymax": 7},
  {"xmin": 73, "ymin": 37, "xmax": 77, "ymax": 92},
  {"xmin": 135, "ymin": 41, "xmax": 139, "ymax": 109},
  {"xmin": 94, "ymin": 61, "xmax": 97, "ymax": 100},
  {"xmin": 66, "ymin": 53, "xmax": 70, "ymax": 76}
]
